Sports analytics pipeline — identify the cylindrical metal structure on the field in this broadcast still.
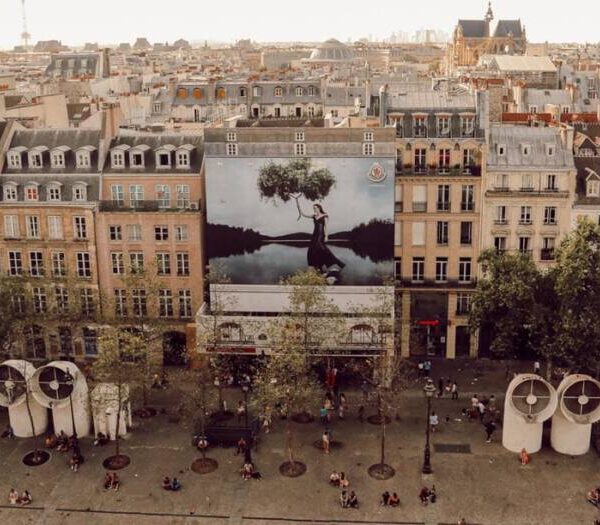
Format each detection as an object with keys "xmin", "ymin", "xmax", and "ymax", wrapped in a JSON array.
[
  {"xmin": 30, "ymin": 361, "xmax": 91, "ymax": 437},
  {"xmin": 0, "ymin": 360, "xmax": 48, "ymax": 437},
  {"xmin": 90, "ymin": 383, "xmax": 131, "ymax": 440},
  {"xmin": 551, "ymin": 374, "xmax": 600, "ymax": 455},
  {"xmin": 502, "ymin": 374, "xmax": 557, "ymax": 453}
]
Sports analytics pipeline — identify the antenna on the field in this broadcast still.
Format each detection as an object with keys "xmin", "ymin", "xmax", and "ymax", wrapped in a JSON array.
[{"xmin": 20, "ymin": 0, "xmax": 31, "ymax": 48}]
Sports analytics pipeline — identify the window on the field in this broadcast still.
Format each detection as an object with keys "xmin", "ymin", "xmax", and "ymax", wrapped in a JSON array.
[
  {"xmin": 131, "ymin": 152, "xmax": 144, "ymax": 167},
  {"xmin": 109, "ymin": 225, "xmax": 122, "ymax": 241},
  {"xmin": 175, "ymin": 225, "xmax": 188, "ymax": 241},
  {"xmin": 73, "ymin": 184, "xmax": 87, "ymax": 201},
  {"xmin": 47, "ymin": 184, "xmax": 62, "ymax": 201},
  {"xmin": 295, "ymin": 131, "xmax": 305, "ymax": 141},
  {"xmin": 25, "ymin": 184, "xmax": 39, "ymax": 201},
  {"xmin": 3, "ymin": 184, "xmax": 17, "ymax": 201},
  {"xmin": 25, "ymin": 324, "xmax": 46, "ymax": 358},
  {"xmin": 497, "ymin": 144, "xmax": 506, "ymax": 156},
  {"xmin": 112, "ymin": 151, "xmax": 125, "ymax": 168},
  {"xmin": 32, "ymin": 287, "xmax": 47, "ymax": 314},
  {"xmin": 494, "ymin": 236, "xmax": 506, "ymax": 252},
  {"xmin": 73, "ymin": 216, "xmax": 87, "ymax": 239},
  {"xmin": 542, "ymin": 237, "xmax": 555, "ymax": 260},
  {"xmin": 543, "ymin": 206, "xmax": 557, "ymax": 225},
  {"xmin": 76, "ymin": 151, "xmax": 90, "ymax": 168},
  {"xmin": 156, "ymin": 252, "xmax": 171, "ymax": 275},
  {"xmin": 51, "ymin": 252, "xmax": 66, "ymax": 277},
  {"xmin": 114, "ymin": 289, "xmax": 127, "ymax": 317},
  {"xmin": 51, "ymin": 151, "xmax": 65, "ymax": 168},
  {"xmin": 308, "ymin": 86, "xmax": 316, "ymax": 96},
  {"xmin": 239, "ymin": 87, "xmax": 246, "ymax": 97},
  {"xmin": 176, "ymin": 151, "xmax": 190, "ymax": 168},
  {"xmin": 29, "ymin": 153, "xmax": 42, "ymax": 168},
  {"xmin": 546, "ymin": 145, "xmax": 555, "ymax": 157},
  {"xmin": 80, "ymin": 288, "xmax": 95, "ymax": 316},
  {"xmin": 456, "ymin": 293, "xmax": 471, "ymax": 315},
  {"xmin": 46, "ymin": 216, "xmax": 62, "ymax": 240},
  {"xmin": 458, "ymin": 258, "xmax": 472, "ymax": 283},
  {"xmin": 529, "ymin": 105, "xmax": 538, "ymax": 114},
  {"xmin": 176, "ymin": 252, "xmax": 190, "ymax": 276},
  {"xmin": 156, "ymin": 151, "xmax": 171, "ymax": 168},
  {"xmin": 226, "ymin": 132, "xmax": 237, "ymax": 142},
  {"xmin": 414, "ymin": 116, "xmax": 427, "ymax": 137},
  {"xmin": 11, "ymin": 291, "xmax": 25, "ymax": 314},
  {"xmin": 29, "ymin": 251, "xmax": 44, "ymax": 277},
  {"xmin": 226, "ymin": 143, "xmax": 238, "ymax": 156},
  {"xmin": 394, "ymin": 222, "xmax": 402, "ymax": 246},
  {"xmin": 414, "ymin": 148, "xmax": 427, "ymax": 169},
  {"xmin": 127, "ymin": 224, "xmax": 142, "ymax": 241},
  {"xmin": 463, "ymin": 149, "xmax": 475, "ymax": 169},
  {"xmin": 460, "ymin": 222, "xmax": 472, "ymax": 245},
  {"xmin": 413, "ymin": 185, "xmax": 427, "ymax": 212},
  {"xmin": 129, "ymin": 185, "xmax": 144, "ymax": 206},
  {"xmin": 495, "ymin": 206, "xmax": 507, "ymax": 224},
  {"xmin": 129, "ymin": 252, "xmax": 144, "ymax": 273},
  {"xmin": 364, "ymin": 131, "xmax": 374, "ymax": 142},
  {"xmin": 55, "ymin": 287, "xmax": 69, "ymax": 313},
  {"xmin": 156, "ymin": 185, "xmax": 171, "ymax": 208},
  {"xmin": 295, "ymin": 143, "xmax": 306, "ymax": 156},
  {"xmin": 437, "ymin": 185, "xmax": 450, "ymax": 211},
  {"xmin": 111, "ymin": 184, "xmax": 124, "ymax": 204},
  {"xmin": 495, "ymin": 173, "xmax": 508, "ymax": 190},
  {"xmin": 4, "ymin": 215, "xmax": 19, "ymax": 238},
  {"xmin": 159, "ymin": 289, "xmax": 174, "ymax": 317},
  {"xmin": 435, "ymin": 257, "xmax": 448, "ymax": 282},
  {"xmin": 587, "ymin": 178, "xmax": 600, "ymax": 197},
  {"xmin": 438, "ymin": 149, "xmax": 450, "ymax": 170},
  {"xmin": 26, "ymin": 215, "xmax": 40, "ymax": 238},
  {"xmin": 155, "ymin": 225, "xmax": 168, "ymax": 241},
  {"xmin": 437, "ymin": 116, "xmax": 450, "ymax": 136},
  {"xmin": 546, "ymin": 174, "xmax": 557, "ymax": 190},
  {"xmin": 179, "ymin": 290, "xmax": 192, "ymax": 318},
  {"xmin": 132, "ymin": 289, "xmax": 147, "ymax": 317},
  {"xmin": 520, "ymin": 206, "xmax": 532, "ymax": 224},
  {"xmin": 76, "ymin": 252, "xmax": 91, "ymax": 278},
  {"xmin": 252, "ymin": 86, "xmax": 262, "ymax": 97},
  {"xmin": 521, "ymin": 144, "xmax": 530, "ymax": 156},
  {"xmin": 8, "ymin": 251, "xmax": 22, "ymax": 275},
  {"xmin": 412, "ymin": 222, "xmax": 425, "ymax": 246},
  {"xmin": 521, "ymin": 174, "xmax": 533, "ymax": 191},
  {"xmin": 461, "ymin": 116, "xmax": 474, "ymax": 136},
  {"xmin": 394, "ymin": 258, "xmax": 401, "ymax": 280},
  {"xmin": 7, "ymin": 152, "xmax": 22, "ymax": 168},
  {"xmin": 436, "ymin": 221, "xmax": 448, "ymax": 245},
  {"xmin": 83, "ymin": 328, "xmax": 97, "ymax": 356},
  {"xmin": 412, "ymin": 257, "xmax": 425, "ymax": 282},
  {"xmin": 295, "ymin": 86, "xmax": 303, "ymax": 96},
  {"xmin": 362, "ymin": 143, "xmax": 374, "ymax": 156},
  {"xmin": 461, "ymin": 185, "xmax": 474, "ymax": 211},
  {"xmin": 519, "ymin": 237, "xmax": 531, "ymax": 254},
  {"xmin": 111, "ymin": 252, "xmax": 124, "ymax": 274},
  {"xmin": 274, "ymin": 86, "xmax": 283, "ymax": 97}
]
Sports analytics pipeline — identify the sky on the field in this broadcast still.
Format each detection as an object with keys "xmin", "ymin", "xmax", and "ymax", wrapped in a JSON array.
[{"xmin": 0, "ymin": 0, "xmax": 599, "ymax": 49}]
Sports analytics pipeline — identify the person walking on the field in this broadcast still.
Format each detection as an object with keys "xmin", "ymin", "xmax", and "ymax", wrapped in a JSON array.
[
  {"xmin": 484, "ymin": 420, "xmax": 496, "ymax": 443},
  {"xmin": 322, "ymin": 430, "xmax": 330, "ymax": 454},
  {"xmin": 451, "ymin": 381, "xmax": 458, "ymax": 400},
  {"xmin": 429, "ymin": 411, "xmax": 439, "ymax": 433},
  {"xmin": 437, "ymin": 378, "xmax": 444, "ymax": 397},
  {"xmin": 477, "ymin": 400, "xmax": 486, "ymax": 422},
  {"xmin": 533, "ymin": 360, "xmax": 541, "ymax": 375}
]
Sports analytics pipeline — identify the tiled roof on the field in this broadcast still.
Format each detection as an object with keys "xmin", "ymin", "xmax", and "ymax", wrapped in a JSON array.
[
  {"xmin": 458, "ymin": 20, "xmax": 488, "ymax": 38},
  {"xmin": 493, "ymin": 20, "xmax": 523, "ymax": 38}
]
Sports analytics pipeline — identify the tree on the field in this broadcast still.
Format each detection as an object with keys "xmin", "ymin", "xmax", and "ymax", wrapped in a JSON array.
[
  {"xmin": 257, "ymin": 158, "xmax": 336, "ymax": 219},
  {"xmin": 93, "ymin": 327, "xmax": 145, "ymax": 469}
]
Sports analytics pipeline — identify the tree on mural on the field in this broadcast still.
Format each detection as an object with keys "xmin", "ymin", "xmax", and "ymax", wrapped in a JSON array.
[{"xmin": 257, "ymin": 159, "xmax": 336, "ymax": 219}]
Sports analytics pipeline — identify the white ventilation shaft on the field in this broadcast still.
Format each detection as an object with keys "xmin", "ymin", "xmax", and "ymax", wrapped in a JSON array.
[
  {"xmin": 30, "ymin": 361, "xmax": 91, "ymax": 437},
  {"xmin": 551, "ymin": 374, "xmax": 600, "ymax": 455},
  {"xmin": 90, "ymin": 383, "xmax": 131, "ymax": 440},
  {"xmin": 502, "ymin": 374, "xmax": 557, "ymax": 453},
  {"xmin": 0, "ymin": 360, "xmax": 48, "ymax": 437}
]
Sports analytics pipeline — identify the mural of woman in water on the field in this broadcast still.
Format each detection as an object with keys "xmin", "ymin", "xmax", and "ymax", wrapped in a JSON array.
[{"xmin": 296, "ymin": 200, "xmax": 345, "ymax": 274}]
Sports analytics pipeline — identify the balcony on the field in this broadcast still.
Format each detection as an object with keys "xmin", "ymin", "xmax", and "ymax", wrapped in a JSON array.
[
  {"xmin": 436, "ymin": 201, "xmax": 450, "ymax": 212},
  {"xmin": 519, "ymin": 219, "xmax": 533, "ymax": 225},
  {"xmin": 494, "ymin": 219, "xmax": 508, "ymax": 225},
  {"xmin": 519, "ymin": 249, "xmax": 533, "ymax": 257},
  {"xmin": 99, "ymin": 200, "xmax": 201, "ymax": 212},
  {"xmin": 492, "ymin": 186, "xmax": 510, "ymax": 192},
  {"xmin": 412, "ymin": 201, "xmax": 427, "ymax": 212},
  {"xmin": 461, "ymin": 202, "xmax": 475, "ymax": 212},
  {"xmin": 397, "ymin": 165, "xmax": 481, "ymax": 177},
  {"xmin": 540, "ymin": 248, "xmax": 555, "ymax": 261},
  {"xmin": 520, "ymin": 186, "xmax": 534, "ymax": 192},
  {"xmin": 397, "ymin": 278, "xmax": 477, "ymax": 288}
]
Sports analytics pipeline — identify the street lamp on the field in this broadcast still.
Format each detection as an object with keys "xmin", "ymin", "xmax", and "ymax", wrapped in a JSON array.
[
  {"xmin": 422, "ymin": 378, "xmax": 436, "ymax": 474},
  {"xmin": 64, "ymin": 370, "xmax": 77, "ymax": 438}
]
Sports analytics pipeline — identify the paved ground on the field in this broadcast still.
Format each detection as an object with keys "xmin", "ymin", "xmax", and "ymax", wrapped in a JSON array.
[{"xmin": 0, "ymin": 359, "xmax": 598, "ymax": 525}]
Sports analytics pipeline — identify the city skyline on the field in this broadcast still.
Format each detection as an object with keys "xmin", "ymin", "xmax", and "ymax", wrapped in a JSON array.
[{"xmin": 1, "ymin": 0, "xmax": 600, "ymax": 50}]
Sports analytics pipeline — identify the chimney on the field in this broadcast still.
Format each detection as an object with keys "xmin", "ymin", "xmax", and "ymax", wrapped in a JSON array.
[
  {"xmin": 101, "ymin": 102, "xmax": 122, "ymax": 142},
  {"xmin": 378, "ymin": 84, "xmax": 388, "ymax": 128}
]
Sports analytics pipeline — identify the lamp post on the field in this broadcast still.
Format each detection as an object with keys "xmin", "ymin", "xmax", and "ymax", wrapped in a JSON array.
[
  {"xmin": 241, "ymin": 383, "xmax": 249, "ymax": 427},
  {"xmin": 422, "ymin": 378, "xmax": 436, "ymax": 474},
  {"xmin": 64, "ymin": 369, "xmax": 77, "ymax": 438}
]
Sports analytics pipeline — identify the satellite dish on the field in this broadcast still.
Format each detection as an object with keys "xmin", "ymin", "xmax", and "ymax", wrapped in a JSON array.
[
  {"xmin": 503, "ymin": 374, "xmax": 557, "ymax": 453},
  {"xmin": 0, "ymin": 360, "xmax": 48, "ymax": 437},
  {"xmin": 551, "ymin": 375, "xmax": 600, "ymax": 455}
]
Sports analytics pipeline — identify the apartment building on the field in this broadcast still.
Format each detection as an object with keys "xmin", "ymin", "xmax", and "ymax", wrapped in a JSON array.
[
  {"xmin": 387, "ymin": 88, "xmax": 486, "ymax": 359},
  {"xmin": 483, "ymin": 125, "xmax": 575, "ymax": 266},
  {"xmin": 97, "ymin": 132, "xmax": 204, "ymax": 360},
  {"xmin": 0, "ymin": 128, "xmax": 102, "ymax": 360},
  {"xmin": 570, "ymin": 124, "xmax": 600, "ymax": 225}
]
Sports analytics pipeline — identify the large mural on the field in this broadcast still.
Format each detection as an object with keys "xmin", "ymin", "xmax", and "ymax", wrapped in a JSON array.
[{"xmin": 205, "ymin": 156, "xmax": 394, "ymax": 285}]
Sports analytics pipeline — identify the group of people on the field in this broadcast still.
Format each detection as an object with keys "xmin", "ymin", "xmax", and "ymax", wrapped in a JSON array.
[
  {"xmin": 329, "ymin": 471, "xmax": 350, "ymax": 488},
  {"xmin": 340, "ymin": 490, "xmax": 359, "ymax": 509},
  {"xmin": 419, "ymin": 485, "xmax": 437, "ymax": 505},
  {"xmin": 240, "ymin": 461, "xmax": 262, "ymax": 481},
  {"xmin": 162, "ymin": 476, "xmax": 181, "ymax": 491},
  {"xmin": 437, "ymin": 378, "xmax": 459, "ymax": 400},
  {"xmin": 8, "ymin": 489, "xmax": 31, "ymax": 506},
  {"xmin": 45, "ymin": 431, "xmax": 84, "ymax": 472},
  {"xmin": 380, "ymin": 491, "xmax": 400, "ymax": 507},
  {"xmin": 103, "ymin": 472, "xmax": 120, "ymax": 491}
]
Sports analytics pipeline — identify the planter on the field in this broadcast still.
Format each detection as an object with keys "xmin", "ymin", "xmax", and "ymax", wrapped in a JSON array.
[
  {"xmin": 102, "ymin": 454, "xmax": 131, "ymax": 470},
  {"xmin": 191, "ymin": 457, "xmax": 218, "ymax": 474},
  {"xmin": 279, "ymin": 460, "xmax": 307, "ymax": 477},
  {"xmin": 22, "ymin": 450, "xmax": 50, "ymax": 467},
  {"xmin": 367, "ymin": 414, "xmax": 392, "ymax": 425},
  {"xmin": 368, "ymin": 463, "xmax": 395, "ymax": 480}
]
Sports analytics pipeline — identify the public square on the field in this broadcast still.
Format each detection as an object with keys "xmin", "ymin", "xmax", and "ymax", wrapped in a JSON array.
[{"xmin": 0, "ymin": 360, "xmax": 598, "ymax": 525}]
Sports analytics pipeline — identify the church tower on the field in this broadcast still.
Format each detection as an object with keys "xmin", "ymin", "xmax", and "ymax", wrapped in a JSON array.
[{"xmin": 484, "ymin": 1, "xmax": 494, "ymax": 37}]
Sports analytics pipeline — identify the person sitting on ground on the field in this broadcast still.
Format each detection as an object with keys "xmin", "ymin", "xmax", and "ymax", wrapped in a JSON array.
[
  {"xmin": 339, "ymin": 471, "xmax": 349, "ymax": 488},
  {"xmin": 1, "ymin": 425, "xmax": 14, "ymax": 439},
  {"xmin": 520, "ymin": 448, "xmax": 530, "ymax": 466},
  {"xmin": 8, "ymin": 488, "xmax": 19, "ymax": 505},
  {"xmin": 68, "ymin": 434, "xmax": 79, "ymax": 451},
  {"xmin": 104, "ymin": 473, "xmax": 112, "ymax": 490},
  {"xmin": 162, "ymin": 476, "xmax": 172, "ymax": 490},
  {"xmin": 587, "ymin": 487, "xmax": 600, "ymax": 506},
  {"xmin": 419, "ymin": 486, "xmax": 431, "ymax": 505},
  {"xmin": 380, "ymin": 491, "xmax": 390, "ymax": 506},
  {"xmin": 329, "ymin": 471, "xmax": 341, "ymax": 486},
  {"xmin": 429, "ymin": 484, "xmax": 437, "ymax": 503},
  {"xmin": 348, "ymin": 491, "xmax": 359, "ymax": 509},
  {"xmin": 389, "ymin": 492, "xmax": 400, "ymax": 507},
  {"xmin": 197, "ymin": 436, "xmax": 208, "ymax": 452},
  {"xmin": 170, "ymin": 478, "xmax": 181, "ymax": 491},
  {"xmin": 44, "ymin": 434, "xmax": 57, "ymax": 448},
  {"xmin": 19, "ymin": 490, "xmax": 32, "ymax": 506},
  {"xmin": 236, "ymin": 437, "xmax": 247, "ymax": 456},
  {"xmin": 237, "ymin": 401, "xmax": 246, "ymax": 424},
  {"xmin": 111, "ymin": 473, "xmax": 120, "ymax": 491},
  {"xmin": 56, "ymin": 431, "xmax": 68, "ymax": 452},
  {"xmin": 151, "ymin": 373, "xmax": 162, "ymax": 389},
  {"xmin": 69, "ymin": 453, "xmax": 80, "ymax": 472},
  {"xmin": 241, "ymin": 462, "xmax": 253, "ymax": 481},
  {"xmin": 93, "ymin": 432, "xmax": 108, "ymax": 446},
  {"xmin": 340, "ymin": 490, "xmax": 349, "ymax": 508}
]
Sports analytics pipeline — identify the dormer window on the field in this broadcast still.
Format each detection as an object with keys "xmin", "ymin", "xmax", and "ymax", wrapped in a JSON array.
[
  {"xmin": 7, "ymin": 149, "xmax": 23, "ymax": 169},
  {"xmin": 131, "ymin": 152, "xmax": 144, "ymax": 167},
  {"xmin": 546, "ymin": 144, "xmax": 555, "ymax": 157},
  {"xmin": 176, "ymin": 144, "xmax": 194, "ymax": 168},
  {"xmin": 308, "ymin": 85, "xmax": 316, "ymax": 96},
  {"xmin": 521, "ymin": 144, "xmax": 531, "ymax": 156},
  {"xmin": 3, "ymin": 183, "xmax": 18, "ymax": 201},
  {"xmin": 111, "ymin": 147, "xmax": 127, "ymax": 168},
  {"xmin": 239, "ymin": 87, "xmax": 246, "ymax": 97},
  {"xmin": 155, "ymin": 145, "xmax": 175, "ymax": 169},
  {"xmin": 47, "ymin": 182, "xmax": 62, "ymax": 201},
  {"xmin": 252, "ymin": 86, "xmax": 262, "ymax": 97},
  {"xmin": 274, "ymin": 86, "xmax": 283, "ymax": 97},
  {"xmin": 76, "ymin": 149, "xmax": 92, "ymax": 168},
  {"xmin": 364, "ymin": 131, "xmax": 374, "ymax": 142},
  {"xmin": 295, "ymin": 131, "xmax": 305, "ymax": 142},
  {"xmin": 587, "ymin": 173, "xmax": 600, "ymax": 197},
  {"xmin": 226, "ymin": 132, "xmax": 237, "ymax": 142},
  {"xmin": 497, "ymin": 144, "xmax": 506, "ymax": 156},
  {"xmin": 25, "ymin": 183, "xmax": 39, "ymax": 201},
  {"xmin": 72, "ymin": 183, "xmax": 87, "ymax": 201},
  {"xmin": 226, "ymin": 143, "xmax": 238, "ymax": 156},
  {"xmin": 51, "ymin": 151, "xmax": 65, "ymax": 168},
  {"xmin": 29, "ymin": 152, "xmax": 43, "ymax": 168},
  {"xmin": 295, "ymin": 86, "xmax": 303, "ymax": 96}
]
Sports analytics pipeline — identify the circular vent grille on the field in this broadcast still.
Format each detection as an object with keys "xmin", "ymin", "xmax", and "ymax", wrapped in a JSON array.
[
  {"xmin": 563, "ymin": 380, "xmax": 600, "ymax": 416},
  {"xmin": 511, "ymin": 378, "xmax": 552, "ymax": 416},
  {"xmin": 37, "ymin": 366, "xmax": 74, "ymax": 401},
  {"xmin": 0, "ymin": 365, "xmax": 27, "ymax": 404}
]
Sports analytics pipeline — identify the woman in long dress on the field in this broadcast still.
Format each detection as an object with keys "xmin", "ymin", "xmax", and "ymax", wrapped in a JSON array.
[{"xmin": 296, "ymin": 201, "xmax": 345, "ymax": 272}]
